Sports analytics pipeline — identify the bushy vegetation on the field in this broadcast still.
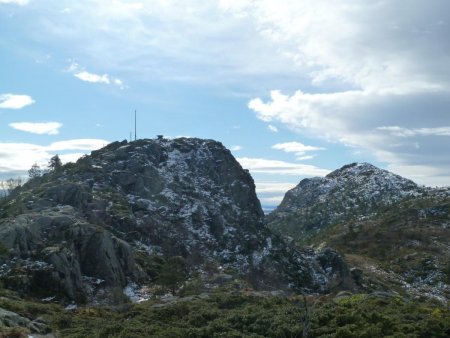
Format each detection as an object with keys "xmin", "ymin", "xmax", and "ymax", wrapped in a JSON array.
[
  {"xmin": 1, "ymin": 290, "xmax": 449, "ymax": 337},
  {"xmin": 304, "ymin": 196, "xmax": 450, "ymax": 284}
]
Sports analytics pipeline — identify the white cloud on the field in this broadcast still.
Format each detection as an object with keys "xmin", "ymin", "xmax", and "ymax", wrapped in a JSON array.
[
  {"xmin": 239, "ymin": 157, "xmax": 326, "ymax": 206},
  {"xmin": 254, "ymin": 181, "xmax": 298, "ymax": 207},
  {"xmin": 73, "ymin": 69, "xmax": 124, "ymax": 88},
  {"xmin": 0, "ymin": 93, "xmax": 35, "ymax": 109},
  {"xmin": 239, "ymin": 0, "xmax": 450, "ymax": 186},
  {"xmin": 5, "ymin": 1, "xmax": 450, "ymax": 186},
  {"xmin": 387, "ymin": 163, "xmax": 450, "ymax": 187},
  {"xmin": 59, "ymin": 152, "xmax": 86, "ymax": 163},
  {"xmin": 0, "ymin": 0, "xmax": 29, "ymax": 6},
  {"xmin": 297, "ymin": 155, "xmax": 314, "ymax": 161},
  {"xmin": 248, "ymin": 88, "xmax": 450, "ymax": 185},
  {"xmin": 223, "ymin": 1, "xmax": 450, "ymax": 91},
  {"xmin": 0, "ymin": 139, "xmax": 109, "ymax": 179},
  {"xmin": 23, "ymin": 1, "xmax": 301, "ymax": 89},
  {"xmin": 9, "ymin": 122, "xmax": 63, "ymax": 135},
  {"xmin": 230, "ymin": 145, "xmax": 242, "ymax": 151},
  {"xmin": 237, "ymin": 157, "xmax": 329, "ymax": 176},
  {"xmin": 255, "ymin": 182, "xmax": 296, "ymax": 194},
  {"xmin": 74, "ymin": 71, "xmax": 110, "ymax": 84},
  {"xmin": 68, "ymin": 62, "xmax": 123, "ymax": 87},
  {"xmin": 47, "ymin": 139, "xmax": 109, "ymax": 151},
  {"xmin": 267, "ymin": 124, "xmax": 278, "ymax": 133},
  {"xmin": 272, "ymin": 141, "xmax": 325, "ymax": 158}
]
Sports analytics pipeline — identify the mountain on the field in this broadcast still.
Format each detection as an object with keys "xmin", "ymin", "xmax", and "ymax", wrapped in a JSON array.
[
  {"xmin": 0, "ymin": 137, "xmax": 348, "ymax": 303},
  {"xmin": 0, "ymin": 148, "xmax": 449, "ymax": 337},
  {"xmin": 268, "ymin": 162, "xmax": 425, "ymax": 240},
  {"xmin": 268, "ymin": 162, "xmax": 450, "ymax": 303}
]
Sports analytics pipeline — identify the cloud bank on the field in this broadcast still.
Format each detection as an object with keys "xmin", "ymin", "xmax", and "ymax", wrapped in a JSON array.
[
  {"xmin": 0, "ymin": 139, "xmax": 109, "ymax": 180},
  {"xmin": 233, "ymin": 0, "xmax": 450, "ymax": 186}
]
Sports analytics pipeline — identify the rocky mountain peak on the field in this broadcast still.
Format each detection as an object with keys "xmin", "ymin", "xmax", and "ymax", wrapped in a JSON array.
[
  {"xmin": 268, "ymin": 162, "xmax": 425, "ymax": 237},
  {"xmin": 0, "ymin": 137, "xmax": 348, "ymax": 302},
  {"xmin": 326, "ymin": 162, "xmax": 380, "ymax": 178}
]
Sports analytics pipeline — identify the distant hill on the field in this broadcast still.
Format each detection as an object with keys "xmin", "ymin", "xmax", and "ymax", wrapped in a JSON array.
[
  {"xmin": 268, "ymin": 162, "xmax": 425, "ymax": 239},
  {"xmin": 268, "ymin": 162, "xmax": 450, "ymax": 303}
]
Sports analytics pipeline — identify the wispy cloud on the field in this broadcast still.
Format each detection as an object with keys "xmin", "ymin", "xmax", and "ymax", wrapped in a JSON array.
[
  {"xmin": 47, "ymin": 139, "xmax": 109, "ymax": 151},
  {"xmin": 24, "ymin": 1, "xmax": 301, "ymax": 89},
  {"xmin": 0, "ymin": 93, "xmax": 35, "ymax": 109},
  {"xmin": 377, "ymin": 126, "xmax": 450, "ymax": 137},
  {"xmin": 272, "ymin": 141, "xmax": 325, "ymax": 159},
  {"xmin": 68, "ymin": 62, "xmax": 124, "ymax": 88},
  {"xmin": 237, "ymin": 157, "xmax": 329, "ymax": 176},
  {"xmin": 0, "ymin": 0, "xmax": 29, "ymax": 6},
  {"xmin": 74, "ymin": 71, "xmax": 111, "ymax": 84},
  {"xmin": 230, "ymin": 145, "xmax": 242, "ymax": 151},
  {"xmin": 267, "ymin": 124, "xmax": 278, "ymax": 133},
  {"xmin": 297, "ymin": 155, "xmax": 314, "ymax": 161},
  {"xmin": 9, "ymin": 122, "xmax": 63, "ymax": 135}
]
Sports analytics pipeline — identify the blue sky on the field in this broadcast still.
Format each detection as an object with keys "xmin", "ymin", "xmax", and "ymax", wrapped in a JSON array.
[{"xmin": 1, "ymin": 0, "xmax": 449, "ymax": 207}]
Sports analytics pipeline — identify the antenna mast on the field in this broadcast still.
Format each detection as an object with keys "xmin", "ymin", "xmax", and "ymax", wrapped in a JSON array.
[{"xmin": 134, "ymin": 109, "xmax": 137, "ymax": 141}]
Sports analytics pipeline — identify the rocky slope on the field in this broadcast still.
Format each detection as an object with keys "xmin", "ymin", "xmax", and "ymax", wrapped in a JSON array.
[
  {"xmin": 305, "ymin": 190, "xmax": 450, "ymax": 304},
  {"xmin": 268, "ymin": 162, "xmax": 425, "ymax": 239},
  {"xmin": 0, "ymin": 137, "xmax": 348, "ymax": 303},
  {"xmin": 268, "ymin": 162, "xmax": 450, "ymax": 304}
]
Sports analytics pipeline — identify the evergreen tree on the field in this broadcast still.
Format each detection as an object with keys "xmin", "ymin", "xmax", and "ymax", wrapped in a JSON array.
[
  {"xmin": 28, "ymin": 163, "xmax": 42, "ymax": 178},
  {"xmin": 156, "ymin": 256, "xmax": 188, "ymax": 294},
  {"xmin": 48, "ymin": 155, "xmax": 62, "ymax": 171}
]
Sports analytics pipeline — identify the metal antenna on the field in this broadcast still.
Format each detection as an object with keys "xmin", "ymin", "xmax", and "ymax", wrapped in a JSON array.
[{"xmin": 134, "ymin": 109, "xmax": 137, "ymax": 141}]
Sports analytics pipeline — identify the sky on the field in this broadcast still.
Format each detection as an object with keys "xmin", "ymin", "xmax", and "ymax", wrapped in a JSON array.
[{"xmin": 1, "ymin": 0, "xmax": 449, "ymax": 208}]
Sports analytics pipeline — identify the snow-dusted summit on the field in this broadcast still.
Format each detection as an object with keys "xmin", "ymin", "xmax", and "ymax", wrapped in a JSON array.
[
  {"xmin": 268, "ymin": 162, "xmax": 425, "ymax": 238},
  {"xmin": 0, "ymin": 137, "xmax": 348, "ymax": 302}
]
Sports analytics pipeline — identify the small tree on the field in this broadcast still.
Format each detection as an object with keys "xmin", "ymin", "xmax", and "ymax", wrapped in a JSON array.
[
  {"xmin": 48, "ymin": 155, "xmax": 62, "ymax": 171},
  {"xmin": 28, "ymin": 163, "xmax": 42, "ymax": 178},
  {"xmin": 156, "ymin": 256, "xmax": 188, "ymax": 294}
]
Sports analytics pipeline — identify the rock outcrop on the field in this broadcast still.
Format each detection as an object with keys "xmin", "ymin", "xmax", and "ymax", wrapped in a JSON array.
[
  {"xmin": 268, "ymin": 162, "xmax": 425, "ymax": 239},
  {"xmin": 268, "ymin": 162, "xmax": 450, "ymax": 303},
  {"xmin": 0, "ymin": 137, "xmax": 348, "ymax": 302}
]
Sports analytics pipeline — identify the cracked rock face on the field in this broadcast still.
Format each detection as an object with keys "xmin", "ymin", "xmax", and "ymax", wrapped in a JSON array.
[{"xmin": 0, "ymin": 137, "xmax": 347, "ymax": 302}]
